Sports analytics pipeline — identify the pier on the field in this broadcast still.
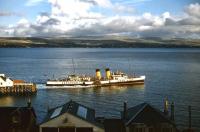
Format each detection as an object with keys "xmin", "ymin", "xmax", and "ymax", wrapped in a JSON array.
[
  {"xmin": 0, "ymin": 83, "xmax": 37, "ymax": 95},
  {"xmin": 0, "ymin": 74, "xmax": 37, "ymax": 95}
]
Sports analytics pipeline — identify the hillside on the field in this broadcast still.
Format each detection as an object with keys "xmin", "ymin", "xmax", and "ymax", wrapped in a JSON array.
[{"xmin": 0, "ymin": 37, "xmax": 200, "ymax": 48}]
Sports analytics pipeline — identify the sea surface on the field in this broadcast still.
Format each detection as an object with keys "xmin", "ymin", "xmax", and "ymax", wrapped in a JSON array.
[{"xmin": 0, "ymin": 48, "xmax": 200, "ymax": 130}]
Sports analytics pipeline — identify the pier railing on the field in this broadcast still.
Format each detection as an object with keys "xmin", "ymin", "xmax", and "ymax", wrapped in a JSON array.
[{"xmin": 14, "ymin": 83, "xmax": 35, "ymax": 86}]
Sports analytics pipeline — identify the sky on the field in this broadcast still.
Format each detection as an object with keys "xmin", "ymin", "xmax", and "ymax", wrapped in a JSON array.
[{"xmin": 0, "ymin": 0, "xmax": 200, "ymax": 38}]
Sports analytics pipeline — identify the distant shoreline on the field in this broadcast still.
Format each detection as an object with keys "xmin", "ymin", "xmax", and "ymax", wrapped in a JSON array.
[{"xmin": 0, "ymin": 37, "xmax": 200, "ymax": 48}]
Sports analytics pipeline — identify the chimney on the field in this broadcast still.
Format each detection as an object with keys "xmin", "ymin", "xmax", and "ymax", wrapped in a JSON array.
[
  {"xmin": 123, "ymin": 101, "xmax": 127, "ymax": 120},
  {"xmin": 27, "ymin": 98, "xmax": 31, "ymax": 108},
  {"xmin": 164, "ymin": 98, "xmax": 169, "ymax": 115},
  {"xmin": 170, "ymin": 102, "xmax": 174, "ymax": 121}
]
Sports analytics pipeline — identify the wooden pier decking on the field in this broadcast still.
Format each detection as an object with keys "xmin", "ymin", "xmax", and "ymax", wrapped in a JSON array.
[{"xmin": 0, "ymin": 83, "xmax": 37, "ymax": 95}]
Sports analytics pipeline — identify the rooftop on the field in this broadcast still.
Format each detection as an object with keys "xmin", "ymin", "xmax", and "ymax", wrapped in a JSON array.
[
  {"xmin": 121, "ymin": 102, "xmax": 175, "ymax": 126},
  {"xmin": 0, "ymin": 76, "xmax": 7, "ymax": 82},
  {"xmin": 42, "ymin": 100, "xmax": 102, "ymax": 127},
  {"xmin": 0, "ymin": 106, "xmax": 36, "ymax": 130}
]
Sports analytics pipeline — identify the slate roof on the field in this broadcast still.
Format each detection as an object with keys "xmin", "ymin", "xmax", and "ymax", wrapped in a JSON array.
[
  {"xmin": 121, "ymin": 102, "xmax": 176, "ymax": 126},
  {"xmin": 41, "ymin": 100, "xmax": 103, "ymax": 128},
  {"xmin": 0, "ymin": 75, "xmax": 13, "ymax": 82},
  {"xmin": 0, "ymin": 76, "xmax": 7, "ymax": 82}
]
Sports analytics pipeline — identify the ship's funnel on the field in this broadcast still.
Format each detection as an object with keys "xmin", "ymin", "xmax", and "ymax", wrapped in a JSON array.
[
  {"xmin": 105, "ymin": 68, "xmax": 111, "ymax": 80},
  {"xmin": 96, "ymin": 69, "xmax": 101, "ymax": 80}
]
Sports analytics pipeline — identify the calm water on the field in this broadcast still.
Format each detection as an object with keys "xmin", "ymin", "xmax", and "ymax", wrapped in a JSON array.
[{"xmin": 0, "ymin": 48, "xmax": 200, "ymax": 130}]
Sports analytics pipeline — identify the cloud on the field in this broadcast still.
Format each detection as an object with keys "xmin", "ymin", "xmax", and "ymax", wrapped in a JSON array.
[
  {"xmin": 179, "ymin": 17, "xmax": 200, "ymax": 25},
  {"xmin": 165, "ymin": 3, "xmax": 200, "ymax": 26},
  {"xmin": 112, "ymin": 3, "xmax": 135, "ymax": 14},
  {"xmin": 91, "ymin": 0, "xmax": 112, "ymax": 8},
  {"xmin": 25, "ymin": 0, "xmax": 45, "ymax": 6},
  {"xmin": 0, "ymin": 11, "xmax": 23, "ymax": 17},
  {"xmin": 0, "ymin": 25, "xmax": 14, "ymax": 37},
  {"xmin": 40, "ymin": 12, "xmax": 50, "ymax": 17},
  {"xmin": 1, "ymin": 1, "xmax": 200, "ymax": 39},
  {"xmin": 185, "ymin": 3, "xmax": 200, "ymax": 18}
]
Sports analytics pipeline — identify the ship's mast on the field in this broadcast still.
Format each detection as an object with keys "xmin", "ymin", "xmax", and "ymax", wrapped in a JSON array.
[
  {"xmin": 128, "ymin": 58, "xmax": 131, "ymax": 73},
  {"xmin": 72, "ymin": 58, "xmax": 75, "ymax": 74},
  {"xmin": 128, "ymin": 58, "xmax": 133, "ymax": 76}
]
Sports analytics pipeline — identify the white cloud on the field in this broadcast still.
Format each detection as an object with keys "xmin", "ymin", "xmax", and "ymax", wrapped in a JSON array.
[
  {"xmin": 93, "ymin": 0, "xmax": 112, "ymax": 8},
  {"xmin": 185, "ymin": 3, "xmax": 200, "ymax": 18},
  {"xmin": 138, "ymin": 25, "xmax": 153, "ymax": 31},
  {"xmin": 112, "ymin": 3, "xmax": 135, "ymax": 14},
  {"xmin": 25, "ymin": 0, "xmax": 45, "ymax": 6},
  {"xmin": 1, "ymin": 1, "xmax": 200, "ymax": 39},
  {"xmin": 17, "ymin": 18, "xmax": 29, "ymax": 25},
  {"xmin": 49, "ymin": 0, "xmax": 92, "ymax": 16},
  {"xmin": 36, "ymin": 15, "xmax": 50, "ymax": 24},
  {"xmin": 162, "ymin": 12, "xmax": 170, "ymax": 19},
  {"xmin": 47, "ymin": 0, "xmax": 105, "ymax": 31}
]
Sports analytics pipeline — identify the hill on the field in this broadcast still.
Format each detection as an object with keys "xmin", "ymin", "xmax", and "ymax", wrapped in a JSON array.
[{"xmin": 0, "ymin": 37, "xmax": 200, "ymax": 48}]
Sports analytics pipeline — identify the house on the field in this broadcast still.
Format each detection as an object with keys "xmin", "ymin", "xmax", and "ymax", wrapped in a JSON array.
[
  {"xmin": 40, "ymin": 100, "xmax": 104, "ymax": 132},
  {"xmin": 121, "ymin": 102, "xmax": 178, "ymax": 132},
  {"xmin": 0, "ymin": 74, "xmax": 13, "ymax": 87},
  {"xmin": 103, "ymin": 119, "xmax": 126, "ymax": 132},
  {"xmin": 0, "ymin": 101, "xmax": 37, "ymax": 132}
]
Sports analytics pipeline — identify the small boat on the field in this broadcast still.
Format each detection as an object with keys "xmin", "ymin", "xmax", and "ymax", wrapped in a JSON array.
[{"xmin": 46, "ymin": 68, "xmax": 145, "ymax": 89}]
